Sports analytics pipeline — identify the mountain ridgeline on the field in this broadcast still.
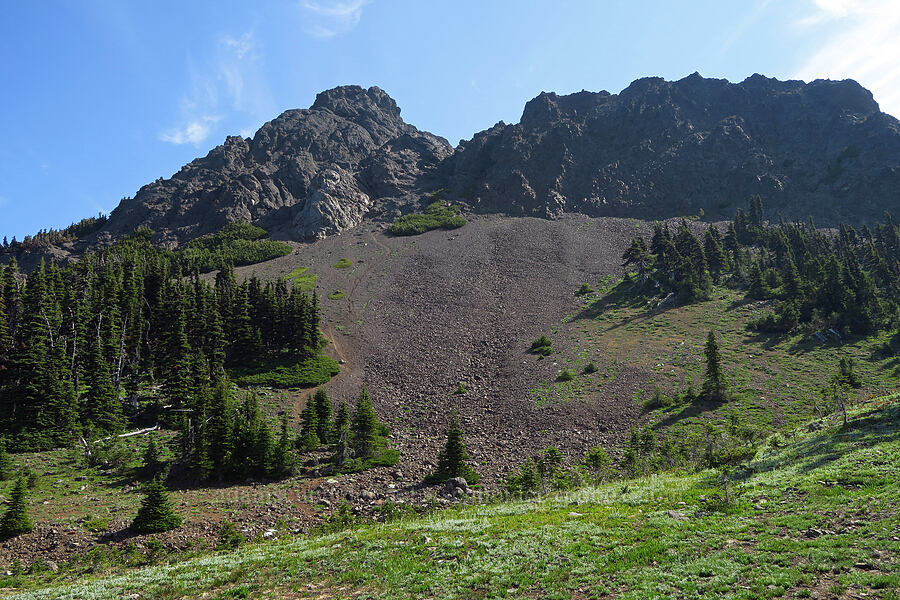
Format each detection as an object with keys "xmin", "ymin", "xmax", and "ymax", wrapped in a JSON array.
[{"xmin": 6, "ymin": 73, "xmax": 900, "ymax": 257}]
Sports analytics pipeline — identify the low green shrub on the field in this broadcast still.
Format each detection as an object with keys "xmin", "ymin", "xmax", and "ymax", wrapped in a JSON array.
[
  {"xmin": 388, "ymin": 200, "xmax": 465, "ymax": 236},
  {"xmin": 283, "ymin": 267, "xmax": 318, "ymax": 292},
  {"xmin": 333, "ymin": 258, "xmax": 352, "ymax": 269},
  {"xmin": 179, "ymin": 223, "xmax": 291, "ymax": 272},
  {"xmin": 81, "ymin": 516, "xmax": 110, "ymax": 533},
  {"xmin": 642, "ymin": 387, "xmax": 675, "ymax": 410},
  {"xmin": 556, "ymin": 369, "xmax": 575, "ymax": 382},
  {"xmin": 230, "ymin": 354, "xmax": 340, "ymax": 388},
  {"xmin": 530, "ymin": 335, "xmax": 553, "ymax": 356},
  {"xmin": 216, "ymin": 521, "xmax": 245, "ymax": 551}
]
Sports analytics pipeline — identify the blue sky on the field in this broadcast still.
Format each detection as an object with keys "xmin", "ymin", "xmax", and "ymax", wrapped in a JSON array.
[{"xmin": 2, "ymin": 0, "xmax": 899, "ymax": 240}]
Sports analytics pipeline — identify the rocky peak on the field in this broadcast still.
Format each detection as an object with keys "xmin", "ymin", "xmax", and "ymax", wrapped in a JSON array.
[
  {"xmin": 100, "ymin": 85, "xmax": 450, "ymax": 245},
  {"xmin": 312, "ymin": 85, "xmax": 403, "ymax": 124},
  {"xmin": 446, "ymin": 73, "xmax": 900, "ymax": 225},
  {"xmin": 65, "ymin": 74, "xmax": 900, "ymax": 255}
]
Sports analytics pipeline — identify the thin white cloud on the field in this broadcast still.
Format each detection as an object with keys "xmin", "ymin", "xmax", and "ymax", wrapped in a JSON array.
[
  {"xmin": 0, "ymin": 195, "xmax": 8, "ymax": 208},
  {"xmin": 300, "ymin": 0, "xmax": 370, "ymax": 38},
  {"xmin": 160, "ymin": 31, "xmax": 274, "ymax": 146},
  {"xmin": 793, "ymin": 0, "xmax": 900, "ymax": 118},
  {"xmin": 159, "ymin": 117, "xmax": 220, "ymax": 145},
  {"xmin": 223, "ymin": 32, "xmax": 254, "ymax": 59}
]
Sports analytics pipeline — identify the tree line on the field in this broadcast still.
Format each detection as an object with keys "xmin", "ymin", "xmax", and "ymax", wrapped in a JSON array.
[
  {"xmin": 0, "ymin": 229, "xmax": 322, "ymax": 451},
  {"xmin": 622, "ymin": 198, "xmax": 900, "ymax": 336}
]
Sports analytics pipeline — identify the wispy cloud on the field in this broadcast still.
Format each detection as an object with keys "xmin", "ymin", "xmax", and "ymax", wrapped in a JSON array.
[
  {"xmin": 0, "ymin": 195, "xmax": 8, "ymax": 208},
  {"xmin": 160, "ymin": 117, "xmax": 221, "ymax": 145},
  {"xmin": 793, "ymin": 0, "xmax": 900, "ymax": 117},
  {"xmin": 300, "ymin": 0, "xmax": 370, "ymax": 38},
  {"xmin": 159, "ymin": 31, "xmax": 274, "ymax": 146}
]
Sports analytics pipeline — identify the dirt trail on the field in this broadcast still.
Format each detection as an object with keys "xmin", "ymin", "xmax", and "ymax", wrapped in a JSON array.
[
  {"xmin": 293, "ymin": 230, "xmax": 392, "ymax": 420},
  {"xmin": 287, "ymin": 477, "xmax": 322, "ymax": 520}
]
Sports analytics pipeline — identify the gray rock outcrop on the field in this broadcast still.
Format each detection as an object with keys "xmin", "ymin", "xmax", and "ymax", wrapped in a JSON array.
[
  {"xmin": 102, "ymin": 85, "xmax": 452, "ymax": 246},
  {"xmin": 65, "ymin": 74, "xmax": 900, "ymax": 253},
  {"xmin": 444, "ymin": 73, "xmax": 900, "ymax": 225}
]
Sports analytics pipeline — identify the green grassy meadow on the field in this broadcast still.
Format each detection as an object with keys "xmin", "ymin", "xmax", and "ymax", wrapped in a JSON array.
[{"xmin": 4, "ymin": 395, "xmax": 897, "ymax": 599}]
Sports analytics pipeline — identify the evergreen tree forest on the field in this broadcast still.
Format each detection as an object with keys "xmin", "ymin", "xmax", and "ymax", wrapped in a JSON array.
[
  {"xmin": 622, "ymin": 198, "xmax": 900, "ymax": 337},
  {"xmin": 0, "ymin": 229, "xmax": 325, "ymax": 452}
]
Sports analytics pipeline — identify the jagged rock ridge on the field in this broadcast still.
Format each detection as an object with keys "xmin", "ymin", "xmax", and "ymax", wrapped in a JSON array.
[
  {"xmin": 103, "ymin": 86, "xmax": 452, "ymax": 246},
  {"xmin": 445, "ymin": 73, "xmax": 900, "ymax": 224},
  {"xmin": 97, "ymin": 74, "xmax": 900, "ymax": 247}
]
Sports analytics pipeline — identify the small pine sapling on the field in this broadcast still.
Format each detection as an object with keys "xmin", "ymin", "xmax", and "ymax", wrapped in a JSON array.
[
  {"xmin": 0, "ymin": 476, "xmax": 34, "ymax": 537},
  {"xmin": 425, "ymin": 411, "xmax": 479, "ymax": 485},
  {"xmin": 0, "ymin": 437, "xmax": 13, "ymax": 481},
  {"xmin": 131, "ymin": 477, "xmax": 182, "ymax": 534}
]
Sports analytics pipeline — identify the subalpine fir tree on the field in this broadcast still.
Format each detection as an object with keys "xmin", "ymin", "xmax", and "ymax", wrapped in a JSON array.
[
  {"xmin": 41, "ymin": 342, "xmax": 78, "ymax": 447},
  {"xmin": 0, "ymin": 291, "xmax": 12, "ymax": 382},
  {"xmin": 131, "ymin": 477, "xmax": 181, "ymax": 534},
  {"xmin": 271, "ymin": 414, "xmax": 295, "ymax": 477},
  {"xmin": 141, "ymin": 436, "xmax": 165, "ymax": 479},
  {"xmin": 0, "ymin": 476, "xmax": 33, "ymax": 537},
  {"xmin": 425, "ymin": 410, "xmax": 479, "ymax": 484},
  {"xmin": 622, "ymin": 236, "xmax": 652, "ymax": 284},
  {"xmin": 350, "ymin": 387, "xmax": 379, "ymax": 459},
  {"xmin": 333, "ymin": 398, "xmax": 350, "ymax": 443},
  {"xmin": 0, "ymin": 437, "xmax": 13, "ymax": 480},
  {"xmin": 298, "ymin": 395, "xmax": 320, "ymax": 451},
  {"xmin": 703, "ymin": 226, "xmax": 728, "ymax": 282},
  {"xmin": 81, "ymin": 319, "xmax": 124, "ymax": 436},
  {"xmin": 312, "ymin": 388, "xmax": 333, "ymax": 444},
  {"xmin": 11, "ymin": 260, "xmax": 52, "ymax": 439},
  {"xmin": 701, "ymin": 330, "xmax": 727, "ymax": 402},
  {"xmin": 162, "ymin": 288, "xmax": 194, "ymax": 406}
]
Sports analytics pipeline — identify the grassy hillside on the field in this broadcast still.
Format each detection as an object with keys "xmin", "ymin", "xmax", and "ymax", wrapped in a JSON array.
[
  {"xmin": 535, "ymin": 280, "xmax": 898, "ymax": 440},
  {"xmin": 5, "ymin": 395, "xmax": 897, "ymax": 599}
]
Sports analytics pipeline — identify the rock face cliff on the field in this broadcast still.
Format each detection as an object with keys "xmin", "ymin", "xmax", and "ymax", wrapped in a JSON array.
[
  {"xmin": 96, "ymin": 74, "xmax": 900, "ymax": 247},
  {"xmin": 103, "ymin": 86, "xmax": 452, "ymax": 245},
  {"xmin": 445, "ymin": 73, "xmax": 900, "ymax": 224}
]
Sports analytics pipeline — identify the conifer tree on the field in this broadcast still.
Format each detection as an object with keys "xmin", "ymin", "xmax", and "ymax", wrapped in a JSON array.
[
  {"xmin": 312, "ymin": 388, "xmax": 334, "ymax": 444},
  {"xmin": 425, "ymin": 410, "xmax": 479, "ymax": 484},
  {"xmin": 747, "ymin": 262, "xmax": 770, "ymax": 300},
  {"xmin": 703, "ymin": 226, "xmax": 728, "ymax": 282},
  {"xmin": 333, "ymin": 398, "xmax": 350, "ymax": 443},
  {"xmin": 0, "ymin": 291, "xmax": 12, "ymax": 383},
  {"xmin": 701, "ymin": 330, "xmax": 727, "ymax": 402},
  {"xmin": 298, "ymin": 394, "xmax": 320, "ymax": 451},
  {"xmin": 41, "ymin": 341, "xmax": 78, "ymax": 446},
  {"xmin": 204, "ymin": 379, "xmax": 234, "ymax": 477},
  {"xmin": 622, "ymin": 237, "xmax": 652, "ymax": 284},
  {"xmin": 141, "ymin": 436, "xmax": 165, "ymax": 479},
  {"xmin": 11, "ymin": 260, "xmax": 51, "ymax": 439},
  {"xmin": 0, "ymin": 476, "xmax": 33, "ymax": 537},
  {"xmin": 351, "ymin": 387, "xmax": 379, "ymax": 459},
  {"xmin": 131, "ymin": 477, "xmax": 181, "ymax": 534},
  {"xmin": 271, "ymin": 414, "xmax": 295, "ymax": 477},
  {"xmin": 81, "ymin": 317, "xmax": 124, "ymax": 436},
  {"xmin": 162, "ymin": 287, "xmax": 194, "ymax": 405},
  {"xmin": 0, "ymin": 437, "xmax": 13, "ymax": 480}
]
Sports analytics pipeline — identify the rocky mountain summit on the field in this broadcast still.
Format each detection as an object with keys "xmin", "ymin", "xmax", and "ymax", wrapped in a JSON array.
[
  {"xmin": 102, "ymin": 85, "xmax": 452, "ymax": 246},
  {"xmin": 92, "ymin": 74, "xmax": 900, "ymax": 247},
  {"xmin": 445, "ymin": 73, "xmax": 900, "ymax": 224}
]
